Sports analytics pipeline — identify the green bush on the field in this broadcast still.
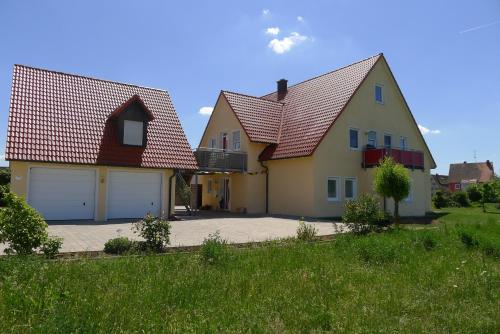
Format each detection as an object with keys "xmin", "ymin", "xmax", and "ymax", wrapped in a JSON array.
[
  {"xmin": 0, "ymin": 168, "xmax": 10, "ymax": 186},
  {"xmin": 342, "ymin": 194, "xmax": 386, "ymax": 234},
  {"xmin": 133, "ymin": 214, "xmax": 171, "ymax": 252},
  {"xmin": 200, "ymin": 231, "xmax": 228, "ymax": 265},
  {"xmin": 0, "ymin": 184, "xmax": 9, "ymax": 207},
  {"xmin": 104, "ymin": 237, "xmax": 133, "ymax": 255},
  {"xmin": 41, "ymin": 236, "xmax": 63, "ymax": 259},
  {"xmin": 432, "ymin": 190, "xmax": 450, "ymax": 209},
  {"xmin": 0, "ymin": 192, "xmax": 48, "ymax": 255},
  {"xmin": 451, "ymin": 191, "xmax": 470, "ymax": 207},
  {"xmin": 466, "ymin": 184, "xmax": 482, "ymax": 202},
  {"xmin": 296, "ymin": 219, "xmax": 317, "ymax": 241}
]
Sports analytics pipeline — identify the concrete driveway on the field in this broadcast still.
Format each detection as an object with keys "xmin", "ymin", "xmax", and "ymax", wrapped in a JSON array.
[{"xmin": 0, "ymin": 214, "xmax": 346, "ymax": 253}]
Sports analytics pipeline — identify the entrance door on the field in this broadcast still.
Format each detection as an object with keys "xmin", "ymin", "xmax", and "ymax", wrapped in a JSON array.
[{"xmin": 219, "ymin": 178, "xmax": 230, "ymax": 210}]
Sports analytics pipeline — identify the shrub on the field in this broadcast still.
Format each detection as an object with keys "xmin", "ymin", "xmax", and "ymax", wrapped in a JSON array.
[
  {"xmin": 41, "ymin": 236, "xmax": 63, "ymax": 259},
  {"xmin": 0, "ymin": 192, "xmax": 48, "ymax": 255},
  {"xmin": 342, "ymin": 194, "xmax": 385, "ymax": 234},
  {"xmin": 296, "ymin": 219, "xmax": 317, "ymax": 241},
  {"xmin": 133, "ymin": 214, "xmax": 171, "ymax": 252},
  {"xmin": 466, "ymin": 184, "xmax": 482, "ymax": 202},
  {"xmin": 412, "ymin": 231, "xmax": 437, "ymax": 251},
  {"xmin": 0, "ymin": 168, "xmax": 10, "ymax": 186},
  {"xmin": 0, "ymin": 184, "xmax": 9, "ymax": 207},
  {"xmin": 104, "ymin": 237, "xmax": 133, "ymax": 255},
  {"xmin": 432, "ymin": 190, "xmax": 450, "ymax": 209},
  {"xmin": 200, "ymin": 231, "xmax": 228, "ymax": 265},
  {"xmin": 451, "ymin": 191, "xmax": 470, "ymax": 207}
]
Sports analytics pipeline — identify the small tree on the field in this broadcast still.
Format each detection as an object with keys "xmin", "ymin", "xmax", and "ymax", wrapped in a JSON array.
[
  {"xmin": 373, "ymin": 157, "xmax": 410, "ymax": 227},
  {"xmin": 481, "ymin": 182, "xmax": 497, "ymax": 212},
  {"xmin": 466, "ymin": 184, "xmax": 482, "ymax": 202}
]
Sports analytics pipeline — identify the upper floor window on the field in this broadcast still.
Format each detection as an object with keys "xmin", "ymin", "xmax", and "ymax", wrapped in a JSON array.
[
  {"xmin": 123, "ymin": 120, "xmax": 144, "ymax": 146},
  {"xmin": 209, "ymin": 138, "xmax": 217, "ymax": 149},
  {"xmin": 384, "ymin": 134, "xmax": 392, "ymax": 148},
  {"xmin": 327, "ymin": 177, "xmax": 340, "ymax": 201},
  {"xmin": 232, "ymin": 130, "xmax": 241, "ymax": 151},
  {"xmin": 221, "ymin": 132, "xmax": 228, "ymax": 150},
  {"xmin": 400, "ymin": 136, "xmax": 408, "ymax": 151},
  {"xmin": 375, "ymin": 84, "xmax": 383, "ymax": 104},
  {"xmin": 349, "ymin": 128, "xmax": 359, "ymax": 150},
  {"xmin": 367, "ymin": 131, "xmax": 377, "ymax": 148}
]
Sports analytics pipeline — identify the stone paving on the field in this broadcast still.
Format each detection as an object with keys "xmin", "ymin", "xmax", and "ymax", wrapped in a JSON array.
[{"xmin": 0, "ymin": 213, "xmax": 346, "ymax": 253}]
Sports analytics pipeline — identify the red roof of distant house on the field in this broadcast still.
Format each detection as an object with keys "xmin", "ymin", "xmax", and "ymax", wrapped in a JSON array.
[
  {"xmin": 5, "ymin": 65, "xmax": 198, "ymax": 169},
  {"xmin": 448, "ymin": 161, "xmax": 494, "ymax": 183}
]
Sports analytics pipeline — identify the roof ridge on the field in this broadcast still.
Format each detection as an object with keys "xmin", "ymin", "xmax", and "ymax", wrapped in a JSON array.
[
  {"xmin": 261, "ymin": 53, "xmax": 383, "ymax": 98},
  {"xmin": 222, "ymin": 90, "xmax": 285, "ymax": 105},
  {"xmin": 13, "ymin": 64, "xmax": 168, "ymax": 93}
]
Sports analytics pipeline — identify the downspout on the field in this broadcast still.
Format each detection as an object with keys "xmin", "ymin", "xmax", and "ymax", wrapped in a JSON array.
[
  {"xmin": 259, "ymin": 161, "xmax": 269, "ymax": 214},
  {"xmin": 168, "ymin": 169, "xmax": 177, "ymax": 219}
]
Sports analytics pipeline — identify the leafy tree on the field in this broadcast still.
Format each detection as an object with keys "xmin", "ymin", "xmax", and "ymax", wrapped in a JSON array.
[
  {"xmin": 481, "ymin": 182, "xmax": 498, "ymax": 212},
  {"xmin": 432, "ymin": 190, "xmax": 450, "ymax": 209},
  {"xmin": 451, "ymin": 191, "xmax": 470, "ymax": 207},
  {"xmin": 466, "ymin": 184, "xmax": 482, "ymax": 202},
  {"xmin": 373, "ymin": 157, "xmax": 410, "ymax": 227},
  {"xmin": 0, "ymin": 168, "xmax": 10, "ymax": 186}
]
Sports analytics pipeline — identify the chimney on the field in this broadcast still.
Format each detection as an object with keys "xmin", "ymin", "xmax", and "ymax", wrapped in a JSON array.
[
  {"xmin": 277, "ymin": 79, "xmax": 288, "ymax": 100},
  {"xmin": 486, "ymin": 160, "xmax": 494, "ymax": 171}
]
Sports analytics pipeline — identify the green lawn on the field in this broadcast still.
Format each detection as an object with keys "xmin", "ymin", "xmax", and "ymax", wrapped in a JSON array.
[{"xmin": 1, "ymin": 208, "xmax": 499, "ymax": 333}]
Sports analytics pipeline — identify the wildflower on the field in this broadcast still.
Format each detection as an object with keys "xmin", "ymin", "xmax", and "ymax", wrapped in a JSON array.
[
  {"xmin": 453, "ymin": 285, "xmax": 458, "ymax": 288},
  {"xmin": 480, "ymin": 271, "xmax": 487, "ymax": 276}
]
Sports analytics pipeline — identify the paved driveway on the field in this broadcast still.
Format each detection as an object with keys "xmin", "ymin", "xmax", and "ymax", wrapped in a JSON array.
[{"xmin": 1, "ymin": 215, "xmax": 346, "ymax": 253}]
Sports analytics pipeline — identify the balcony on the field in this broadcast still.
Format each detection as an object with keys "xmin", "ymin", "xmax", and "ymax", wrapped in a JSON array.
[
  {"xmin": 362, "ymin": 147, "xmax": 424, "ymax": 170},
  {"xmin": 194, "ymin": 147, "xmax": 247, "ymax": 172}
]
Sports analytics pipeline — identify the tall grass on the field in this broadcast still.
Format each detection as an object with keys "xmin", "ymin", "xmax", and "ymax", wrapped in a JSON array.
[{"xmin": 0, "ymin": 208, "xmax": 499, "ymax": 333}]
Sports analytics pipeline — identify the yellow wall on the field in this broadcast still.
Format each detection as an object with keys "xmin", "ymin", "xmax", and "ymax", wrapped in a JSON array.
[
  {"xmin": 312, "ymin": 58, "xmax": 434, "ymax": 217},
  {"xmin": 9, "ymin": 161, "xmax": 175, "ymax": 221},
  {"xmin": 198, "ymin": 94, "xmax": 266, "ymax": 213}
]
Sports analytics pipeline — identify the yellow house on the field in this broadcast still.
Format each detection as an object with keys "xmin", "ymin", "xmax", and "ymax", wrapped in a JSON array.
[
  {"xmin": 6, "ymin": 65, "xmax": 197, "ymax": 221},
  {"xmin": 195, "ymin": 54, "xmax": 436, "ymax": 217}
]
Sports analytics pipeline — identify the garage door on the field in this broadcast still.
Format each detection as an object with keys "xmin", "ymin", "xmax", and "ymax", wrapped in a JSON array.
[
  {"xmin": 107, "ymin": 171, "xmax": 162, "ymax": 219},
  {"xmin": 29, "ymin": 168, "xmax": 96, "ymax": 220}
]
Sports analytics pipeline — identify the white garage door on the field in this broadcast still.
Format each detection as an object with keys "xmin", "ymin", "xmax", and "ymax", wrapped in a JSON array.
[
  {"xmin": 29, "ymin": 168, "xmax": 96, "ymax": 220},
  {"xmin": 107, "ymin": 171, "xmax": 162, "ymax": 219}
]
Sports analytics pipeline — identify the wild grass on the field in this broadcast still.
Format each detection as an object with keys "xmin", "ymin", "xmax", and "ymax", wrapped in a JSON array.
[{"xmin": 0, "ymin": 208, "xmax": 499, "ymax": 333}]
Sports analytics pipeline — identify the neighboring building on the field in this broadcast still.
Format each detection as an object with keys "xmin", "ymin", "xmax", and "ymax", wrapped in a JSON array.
[
  {"xmin": 5, "ymin": 65, "xmax": 197, "ymax": 220},
  {"xmin": 194, "ymin": 53, "xmax": 436, "ymax": 217},
  {"xmin": 448, "ymin": 161, "xmax": 495, "ymax": 192},
  {"xmin": 431, "ymin": 174, "xmax": 449, "ymax": 195}
]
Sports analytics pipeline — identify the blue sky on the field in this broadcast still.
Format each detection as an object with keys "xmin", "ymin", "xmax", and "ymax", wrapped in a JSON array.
[{"xmin": 0, "ymin": 0, "xmax": 499, "ymax": 174}]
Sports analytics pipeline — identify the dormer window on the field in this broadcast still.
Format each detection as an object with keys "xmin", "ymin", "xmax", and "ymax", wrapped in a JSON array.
[
  {"xmin": 109, "ymin": 95, "xmax": 154, "ymax": 148},
  {"xmin": 123, "ymin": 120, "xmax": 144, "ymax": 146}
]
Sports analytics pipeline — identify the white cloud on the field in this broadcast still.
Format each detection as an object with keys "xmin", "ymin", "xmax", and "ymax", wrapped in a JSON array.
[
  {"xmin": 198, "ymin": 106, "xmax": 214, "ymax": 116},
  {"xmin": 265, "ymin": 27, "xmax": 280, "ymax": 35},
  {"xmin": 268, "ymin": 32, "xmax": 308, "ymax": 54},
  {"xmin": 262, "ymin": 9, "xmax": 270, "ymax": 16},
  {"xmin": 418, "ymin": 124, "xmax": 441, "ymax": 135},
  {"xmin": 297, "ymin": 16, "xmax": 304, "ymax": 22}
]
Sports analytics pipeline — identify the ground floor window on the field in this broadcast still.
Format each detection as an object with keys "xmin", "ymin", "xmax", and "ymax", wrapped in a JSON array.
[
  {"xmin": 327, "ymin": 177, "xmax": 340, "ymax": 201},
  {"xmin": 344, "ymin": 177, "xmax": 357, "ymax": 200}
]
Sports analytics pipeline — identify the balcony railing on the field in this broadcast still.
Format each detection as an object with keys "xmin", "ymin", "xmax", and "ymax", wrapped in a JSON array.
[
  {"xmin": 194, "ymin": 147, "xmax": 247, "ymax": 172},
  {"xmin": 362, "ymin": 146, "xmax": 424, "ymax": 169}
]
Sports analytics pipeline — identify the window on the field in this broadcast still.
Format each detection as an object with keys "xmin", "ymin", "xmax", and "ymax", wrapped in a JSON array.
[
  {"xmin": 123, "ymin": 120, "xmax": 143, "ymax": 146},
  {"xmin": 349, "ymin": 128, "xmax": 359, "ymax": 149},
  {"xmin": 232, "ymin": 130, "xmax": 241, "ymax": 151},
  {"xmin": 405, "ymin": 179, "xmax": 413, "ymax": 202},
  {"xmin": 400, "ymin": 136, "xmax": 408, "ymax": 150},
  {"xmin": 367, "ymin": 131, "xmax": 377, "ymax": 148},
  {"xmin": 207, "ymin": 179, "xmax": 213, "ymax": 193},
  {"xmin": 455, "ymin": 183, "xmax": 461, "ymax": 190},
  {"xmin": 221, "ymin": 132, "xmax": 228, "ymax": 150},
  {"xmin": 209, "ymin": 138, "xmax": 217, "ymax": 149},
  {"xmin": 375, "ymin": 85, "xmax": 383, "ymax": 104},
  {"xmin": 344, "ymin": 177, "xmax": 357, "ymax": 200},
  {"xmin": 384, "ymin": 134, "xmax": 392, "ymax": 148},
  {"xmin": 327, "ymin": 177, "xmax": 340, "ymax": 201}
]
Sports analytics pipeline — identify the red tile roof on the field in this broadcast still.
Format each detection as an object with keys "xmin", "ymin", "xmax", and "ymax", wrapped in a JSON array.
[
  {"xmin": 6, "ymin": 65, "xmax": 198, "ymax": 170},
  {"xmin": 218, "ymin": 54, "xmax": 382, "ymax": 160},
  {"xmin": 448, "ymin": 162, "xmax": 494, "ymax": 183}
]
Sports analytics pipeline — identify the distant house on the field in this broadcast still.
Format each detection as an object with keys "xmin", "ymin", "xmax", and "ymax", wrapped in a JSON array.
[
  {"xmin": 431, "ymin": 174, "xmax": 448, "ymax": 195},
  {"xmin": 193, "ymin": 53, "xmax": 436, "ymax": 217},
  {"xmin": 448, "ymin": 161, "xmax": 495, "ymax": 192},
  {"xmin": 5, "ymin": 65, "xmax": 197, "ymax": 221}
]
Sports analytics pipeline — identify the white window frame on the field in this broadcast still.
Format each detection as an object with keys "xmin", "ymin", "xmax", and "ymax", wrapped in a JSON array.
[
  {"xmin": 209, "ymin": 138, "xmax": 217, "ymax": 149},
  {"xmin": 367, "ymin": 130, "xmax": 377, "ymax": 148},
  {"xmin": 232, "ymin": 130, "xmax": 241, "ymax": 151},
  {"xmin": 375, "ymin": 84, "xmax": 384, "ymax": 104},
  {"xmin": 327, "ymin": 177, "xmax": 340, "ymax": 202},
  {"xmin": 455, "ymin": 183, "xmax": 461, "ymax": 190},
  {"xmin": 123, "ymin": 120, "xmax": 144, "ymax": 146},
  {"xmin": 400, "ymin": 136, "xmax": 408, "ymax": 151},
  {"xmin": 344, "ymin": 177, "xmax": 357, "ymax": 200},
  {"xmin": 383, "ymin": 133, "xmax": 392, "ymax": 149},
  {"xmin": 349, "ymin": 128, "xmax": 359, "ymax": 150}
]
